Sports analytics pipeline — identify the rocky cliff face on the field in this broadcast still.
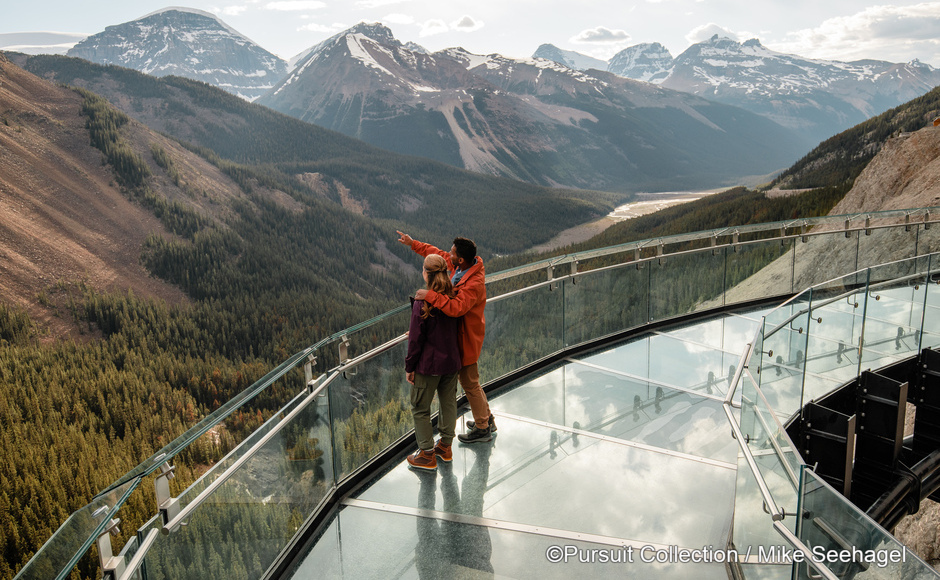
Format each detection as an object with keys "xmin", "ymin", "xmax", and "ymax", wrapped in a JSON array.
[{"xmin": 830, "ymin": 127, "xmax": 940, "ymax": 214}]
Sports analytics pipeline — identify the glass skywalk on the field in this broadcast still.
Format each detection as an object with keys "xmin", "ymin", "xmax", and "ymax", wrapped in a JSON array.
[
  {"xmin": 291, "ymin": 310, "xmax": 772, "ymax": 579},
  {"xmin": 17, "ymin": 207, "xmax": 940, "ymax": 580}
]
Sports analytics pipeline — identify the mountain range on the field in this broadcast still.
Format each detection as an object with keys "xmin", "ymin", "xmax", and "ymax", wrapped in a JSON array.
[
  {"xmin": 8, "ymin": 9, "xmax": 940, "ymax": 193},
  {"xmin": 255, "ymin": 23, "xmax": 806, "ymax": 192},
  {"xmin": 539, "ymin": 36, "xmax": 940, "ymax": 145}
]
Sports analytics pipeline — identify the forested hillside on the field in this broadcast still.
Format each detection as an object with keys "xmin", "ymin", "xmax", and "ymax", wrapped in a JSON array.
[
  {"xmin": 772, "ymin": 85, "xmax": 940, "ymax": 191},
  {"xmin": 0, "ymin": 55, "xmax": 418, "ymax": 579},
  {"xmin": 12, "ymin": 53, "xmax": 621, "ymax": 255}
]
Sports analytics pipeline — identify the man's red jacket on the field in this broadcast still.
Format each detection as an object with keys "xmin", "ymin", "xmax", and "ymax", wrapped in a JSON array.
[{"xmin": 409, "ymin": 240, "xmax": 486, "ymax": 367}]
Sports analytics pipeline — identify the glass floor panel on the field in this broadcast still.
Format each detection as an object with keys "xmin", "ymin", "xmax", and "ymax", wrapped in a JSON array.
[
  {"xmin": 357, "ymin": 413, "xmax": 736, "ymax": 550},
  {"xmin": 488, "ymin": 362, "xmax": 737, "ymax": 462},
  {"xmin": 658, "ymin": 312, "xmax": 763, "ymax": 354},
  {"xmin": 576, "ymin": 335, "xmax": 743, "ymax": 397},
  {"xmin": 291, "ymin": 505, "xmax": 732, "ymax": 579}
]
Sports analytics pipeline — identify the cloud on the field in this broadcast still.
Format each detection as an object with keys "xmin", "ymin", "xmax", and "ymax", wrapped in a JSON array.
[
  {"xmin": 451, "ymin": 15, "xmax": 484, "ymax": 32},
  {"xmin": 215, "ymin": 5, "xmax": 248, "ymax": 16},
  {"xmin": 357, "ymin": 0, "xmax": 411, "ymax": 7},
  {"xmin": 382, "ymin": 13, "xmax": 414, "ymax": 25},
  {"xmin": 570, "ymin": 26, "xmax": 631, "ymax": 44},
  {"xmin": 772, "ymin": 2, "xmax": 940, "ymax": 63},
  {"xmin": 685, "ymin": 23, "xmax": 739, "ymax": 44},
  {"xmin": 419, "ymin": 19, "xmax": 448, "ymax": 37},
  {"xmin": 297, "ymin": 21, "xmax": 348, "ymax": 33},
  {"xmin": 265, "ymin": 0, "xmax": 326, "ymax": 10}
]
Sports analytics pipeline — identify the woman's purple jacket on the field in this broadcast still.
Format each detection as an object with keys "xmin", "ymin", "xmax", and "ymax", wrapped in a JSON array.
[{"xmin": 405, "ymin": 298, "xmax": 462, "ymax": 376}]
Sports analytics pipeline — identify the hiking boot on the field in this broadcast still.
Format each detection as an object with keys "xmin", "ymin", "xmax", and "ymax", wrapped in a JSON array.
[
  {"xmin": 467, "ymin": 415, "xmax": 497, "ymax": 433},
  {"xmin": 458, "ymin": 426, "xmax": 492, "ymax": 444},
  {"xmin": 407, "ymin": 449, "xmax": 437, "ymax": 471},
  {"xmin": 433, "ymin": 440, "xmax": 453, "ymax": 462}
]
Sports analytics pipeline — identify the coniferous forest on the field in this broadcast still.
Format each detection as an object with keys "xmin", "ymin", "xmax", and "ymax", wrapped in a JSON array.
[{"xmin": 0, "ymin": 48, "xmax": 915, "ymax": 579}]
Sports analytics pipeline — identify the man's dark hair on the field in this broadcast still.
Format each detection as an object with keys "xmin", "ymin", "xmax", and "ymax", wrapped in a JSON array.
[{"xmin": 453, "ymin": 237, "xmax": 477, "ymax": 264}]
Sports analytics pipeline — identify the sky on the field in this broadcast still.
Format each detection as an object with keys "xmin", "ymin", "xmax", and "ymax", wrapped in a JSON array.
[{"xmin": 4, "ymin": 1, "xmax": 940, "ymax": 66}]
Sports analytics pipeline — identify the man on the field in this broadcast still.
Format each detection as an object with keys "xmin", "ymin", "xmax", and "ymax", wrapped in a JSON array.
[{"xmin": 398, "ymin": 230, "xmax": 495, "ymax": 444}]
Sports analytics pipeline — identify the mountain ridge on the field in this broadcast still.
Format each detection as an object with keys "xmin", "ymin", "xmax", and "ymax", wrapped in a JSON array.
[
  {"xmin": 538, "ymin": 36, "xmax": 940, "ymax": 145},
  {"xmin": 258, "ymin": 24, "xmax": 808, "ymax": 192},
  {"xmin": 67, "ymin": 8, "xmax": 286, "ymax": 101}
]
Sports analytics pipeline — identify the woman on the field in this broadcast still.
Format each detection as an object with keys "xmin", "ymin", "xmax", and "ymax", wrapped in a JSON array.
[{"xmin": 405, "ymin": 254, "xmax": 461, "ymax": 470}]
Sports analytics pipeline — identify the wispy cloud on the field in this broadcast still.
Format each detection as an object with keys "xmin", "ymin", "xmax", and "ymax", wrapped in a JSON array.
[
  {"xmin": 685, "ymin": 23, "xmax": 739, "ymax": 44},
  {"xmin": 266, "ymin": 1, "xmax": 326, "ymax": 11},
  {"xmin": 382, "ymin": 13, "xmax": 415, "ymax": 25},
  {"xmin": 214, "ymin": 5, "xmax": 248, "ymax": 16},
  {"xmin": 298, "ymin": 21, "xmax": 348, "ymax": 33},
  {"xmin": 419, "ymin": 19, "xmax": 448, "ymax": 37},
  {"xmin": 356, "ymin": 0, "xmax": 412, "ymax": 8},
  {"xmin": 772, "ymin": 2, "xmax": 940, "ymax": 62},
  {"xmin": 570, "ymin": 26, "xmax": 631, "ymax": 44}
]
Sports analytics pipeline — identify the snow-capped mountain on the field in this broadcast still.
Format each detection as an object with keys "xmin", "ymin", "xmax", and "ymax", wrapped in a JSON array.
[
  {"xmin": 532, "ymin": 44, "xmax": 607, "ymax": 71},
  {"xmin": 607, "ymin": 43, "xmax": 673, "ymax": 83},
  {"xmin": 602, "ymin": 36, "xmax": 940, "ymax": 144},
  {"xmin": 259, "ymin": 23, "xmax": 807, "ymax": 191},
  {"xmin": 67, "ymin": 7, "xmax": 286, "ymax": 101}
]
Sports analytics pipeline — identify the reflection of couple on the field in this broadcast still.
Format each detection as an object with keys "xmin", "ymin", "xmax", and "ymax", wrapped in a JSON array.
[
  {"xmin": 400, "ymin": 231, "xmax": 496, "ymax": 471},
  {"xmin": 414, "ymin": 444, "xmax": 495, "ymax": 579}
]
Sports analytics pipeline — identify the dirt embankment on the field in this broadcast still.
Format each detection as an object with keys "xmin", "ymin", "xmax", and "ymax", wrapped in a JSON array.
[{"xmin": 0, "ymin": 52, "xmax": 193, "ymax": 339}]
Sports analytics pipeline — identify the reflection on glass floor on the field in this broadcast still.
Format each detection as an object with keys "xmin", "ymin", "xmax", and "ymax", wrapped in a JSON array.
[{"xmin": 289, "ymin": 308, "xmax": 779, "ymax": 579}]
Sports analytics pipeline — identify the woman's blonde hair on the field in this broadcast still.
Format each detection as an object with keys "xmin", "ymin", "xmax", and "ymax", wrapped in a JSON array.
[{"xmin": 421, "ymin": 254, "xmax": 455, "ymax": 319}]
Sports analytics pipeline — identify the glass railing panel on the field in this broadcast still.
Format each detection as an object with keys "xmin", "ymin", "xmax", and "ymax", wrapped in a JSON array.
[
  {"xmin": 738, "ymin": 373, "xmax": 801, "ymax": 530},
  {"xmin": 803, "ymin": 292, "xmax": 866, "ymax": 388},
  {"xmin": 732, "ymin": 451, "xmax": 790, "ymax": 564},
  {"xmin": 857, "ymin": 225, "xmax": 919, "ymax": 273},
  {"xmin": 167, "ymin": 383, "xmax": 316, "ymax": 517},
  {"xmin": 102, "ymin": 347, "xmax": 318, "ymax": 495},
  {"xmin": 758, "ymin": 308, "xmax": 811, "ymax": 418},
  {"xmin": 138, "ymin": 388, "xmax": 333, "ymax": 579},
  {"xmin": 329, "ymin": 341, "xmax": 410, "ymax": 481},
  {"xmin": 724, "ymin": 238, "xmax": 795, "ymax": 305},
  {"xmin": 917, "ymin": 223, "xmax": 940, "ymax": 256},
  {"xmin": 563, "ymin": 264, "xmax": 649, "ymax": 347},
  {"xmin": 793, "ymin": 231, "xmax": 860, "ymax": 290},
  {"xmin": 479, "ymin": 282, "xmax": 564, "ymax": 384},
  {"xmin": 923, "ymin": 256, "xmax": 940, "ymax": 348},
  {"xmin": 796, "ymin": 467, "xmax": 938, "ymax": 579},
  {"xmin": 357, "ymin": 414, "xmax": 736, "ymax": 551},
  {"xmin": 649, "ymin": 249, "xmax": 726, "ymax": 321},
  {"xmin": 858, "ymin": 263, "xmax": 927, "ymax": 371},
  {"xmin": 14, "ymin": 478, "xmax": 139, "ymax": 580}
]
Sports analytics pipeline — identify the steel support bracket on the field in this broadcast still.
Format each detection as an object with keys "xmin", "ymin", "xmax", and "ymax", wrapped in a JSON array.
[{"xmin": 96, "ymin": 516, "xmax": 125, "ymax": 580}]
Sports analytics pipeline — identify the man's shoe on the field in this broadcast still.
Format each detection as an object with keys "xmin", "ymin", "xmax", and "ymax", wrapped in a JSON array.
[
  {"xmin": 433, "ymin": 440, "xmax": 453, "ymax": 462},
  {"xmin": 407, "ymin": 449, "xmax": 437, "ymax": 471},
  {"xmin": 458, "ymin": 427, "xmax": 492, "ymax": 444},
  {"xmin": 467, "ymin": 415, "xmax": 497, "ymax": 432}
]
